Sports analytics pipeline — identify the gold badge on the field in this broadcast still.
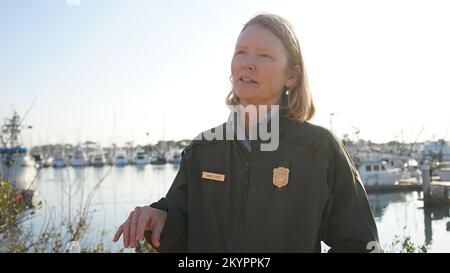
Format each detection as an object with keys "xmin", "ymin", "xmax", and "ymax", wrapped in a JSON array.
[
  {"xmin": 273, "ymin": 167, "xmax": 289, "ymax": 188},
  {"xmin": 202, "ymin": 171, "xmax": 225, "ymax": 182}
]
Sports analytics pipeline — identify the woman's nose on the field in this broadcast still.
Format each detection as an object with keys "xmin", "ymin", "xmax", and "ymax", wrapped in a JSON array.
[
  {"xmin": 241, "ymin": 55, "xmax": 256, "ymax": 71},
  {"xmin": 245, "ymin": 64, "xmax": 256, "ymax": 71},
  {"xmin": 242, "ymin": 62, "xmax": 255, "ymax": 71}
]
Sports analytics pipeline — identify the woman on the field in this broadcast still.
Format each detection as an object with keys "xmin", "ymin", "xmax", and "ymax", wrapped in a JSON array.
[{"xmin": 113, "ymin": 13, "xmax": 379, "ymax": 253}]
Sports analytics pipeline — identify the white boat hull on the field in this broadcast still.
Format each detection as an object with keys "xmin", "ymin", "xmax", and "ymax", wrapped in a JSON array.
[
  {"xmin": 71, "ymin": 158, "xmax": 87, "ymax": 167},
  {"xmin": 360, "ymin": 170, "xmax": 403, "ymax": 187},
  {"xmin": 114, "ymin": 158, "xmax": 128, "ymax": 166},
  {"xmin": 90, "ymin": 153, "xmax": 106, "ymax": 167},
  {"xmin": 52, "ymin": 159, "xmax": 66, "ymax": 168},
  {"xmin": 134, "ymin": 158, "xmax": 149, "ymax": 166},
  {"xmin": 0, "ymin": 155, "xmax": 38, "ymax": 191},
  {"xmin": 91, "ymin": 160, "xmax": 105, "ymax": 167}
]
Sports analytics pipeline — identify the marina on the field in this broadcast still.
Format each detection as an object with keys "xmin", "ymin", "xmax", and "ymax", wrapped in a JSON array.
[
  {"xmin": 24, "ymin": 164, "xmax": 450, "ymax": 253},
  {"xmin": 1, "ymin": 109, "xmax": 450, "ymax": 252},
  {"xmin": 1, "ymin": 0, "xmax": 450, "ymax": 255}
]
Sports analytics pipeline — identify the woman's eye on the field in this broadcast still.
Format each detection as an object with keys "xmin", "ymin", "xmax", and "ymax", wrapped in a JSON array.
[
  {"xmin": 261, "ymin": 54, "xmax": 272, "ymax": 59},
  {"xmin": 234, "ymin": 50, "xmax": 245, "ymax": 56}
]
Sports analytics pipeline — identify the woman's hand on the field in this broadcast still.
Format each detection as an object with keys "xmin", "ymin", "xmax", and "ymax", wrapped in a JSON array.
[{"xmin": 112, "ymin": 206, "xmax": 167, "ymax": 248}]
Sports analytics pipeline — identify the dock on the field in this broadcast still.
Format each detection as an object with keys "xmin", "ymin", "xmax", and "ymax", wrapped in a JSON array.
[
  {"xmin": 421, "ymin": 163, "xmax": 450, "ymax": 206},
  {"xmin": 365, "ymin": 183, "xmax": 422, "ymax": 194},
  {"xmin": 365, "ymin": 177, "xmax": 423, "ymax": 194}
]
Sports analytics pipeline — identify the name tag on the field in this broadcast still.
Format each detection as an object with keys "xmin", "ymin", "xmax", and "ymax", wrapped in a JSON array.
[{"xmin": 202, "ymin": 171, "xmax": 225, "ymax": 182}]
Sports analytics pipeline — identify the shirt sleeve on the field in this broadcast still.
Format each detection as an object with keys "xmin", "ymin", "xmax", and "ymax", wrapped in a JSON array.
[
  {"xmin": 144, "ymin": 154, "xmax": 188, "ymax": 253},
  {"xmin": 321, "ymin": 137, "xmax": 380, "ymax": 253}
]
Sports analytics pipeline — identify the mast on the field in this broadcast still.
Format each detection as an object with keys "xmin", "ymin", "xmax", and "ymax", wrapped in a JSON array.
[{"xmin": 1, "ymin": 111, "xmax": 22, "ymax": 148}]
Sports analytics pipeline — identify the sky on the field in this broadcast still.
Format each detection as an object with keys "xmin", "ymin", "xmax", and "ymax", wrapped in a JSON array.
[{"xmin": 1, "ymin": 0, "xmax": 449, "ymax": 147}]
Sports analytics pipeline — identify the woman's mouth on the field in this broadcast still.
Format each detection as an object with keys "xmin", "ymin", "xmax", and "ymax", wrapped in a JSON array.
[{"xmin": 239, "ymin": 76, "xmax": 258, "ymax": 85}]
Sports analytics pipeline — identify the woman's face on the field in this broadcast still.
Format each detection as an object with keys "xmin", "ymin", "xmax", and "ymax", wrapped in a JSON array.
[{"xmin": 231, "ymin": 24, "xmax": 296, "ymax": 106}]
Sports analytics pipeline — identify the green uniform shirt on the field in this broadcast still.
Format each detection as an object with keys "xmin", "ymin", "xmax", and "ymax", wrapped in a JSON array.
[{"xmin": 145, "ymin": 116, "xmax": 379, "ymax": 253}]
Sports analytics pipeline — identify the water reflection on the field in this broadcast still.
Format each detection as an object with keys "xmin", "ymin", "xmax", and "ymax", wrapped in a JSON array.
[
  {"xmin": 423, "ymin": 206, "xmax": 450, "ymax": 246},
  {"xmin": 368, "ymin": 191, "xmax": 450, "ymax": 252},
  {"xmin": 368, "ymin": 192, "xmax": 408, "ymax": 218},
  {"xmin": 28, "ymin": 165, "xmax": 450, "ymax": 252}
]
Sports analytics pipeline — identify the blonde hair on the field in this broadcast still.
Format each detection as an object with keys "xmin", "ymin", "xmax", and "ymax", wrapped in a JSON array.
[{"xmin": 226, "ymin": 13, "xmax": 315, "ymax": 122}]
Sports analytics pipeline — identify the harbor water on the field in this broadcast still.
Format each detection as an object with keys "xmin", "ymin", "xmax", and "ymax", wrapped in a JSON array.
[{"xmin": 28, "ymin": 164, "xmax": 450, "ymax": 253}]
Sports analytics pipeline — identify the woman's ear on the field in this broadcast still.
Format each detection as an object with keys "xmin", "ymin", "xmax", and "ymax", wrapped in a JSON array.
[{"xmin": 285, "ymin": 65, "xmax": 301, "ymax": 89}]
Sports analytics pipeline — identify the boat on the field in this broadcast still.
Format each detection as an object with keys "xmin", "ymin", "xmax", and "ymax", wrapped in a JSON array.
[
  {"xmin": 168, "ymin": 149, "xmax": 182, "ymax": 164},
  {"xmin": 90, "ymin": 151, "xmax": 106, "ymax": 167},
  {"xmin": 113, "ymin": 150, "xmax": 128, "ymax": 166},
  {"xmin": 0, "ymin": 110, "xmax": 38, "ymax": 201},
  {"xmin": 357, "ymin": 157, "xmax": 422, "ymax": 192},
  {"xmin": 71, "ymin": 149, "xmax": 87, "ymax": 167},
  {"xmin": 0, "ymin": 147, "xmax": 38, "ymax": 191},
  {"xmin": 31, "ymin": 148, "xmax": 44, "ymax": 168},
  {"xmin": 42, "ymin": 156, "xmax": 53, "ymax": 168},
  {"xmin": 133, "ymin": 149, "xmax": 150, "ymax": 166},
  {"xmin": 421, "ymin": 163, "xmax": 450, "ymax": 206},
  {"xmin": 150, "ymin": 151, "xmax": 166, "ymax": 165},
  {"xmin": 398, "ymin": 158, "xmax": 423, "ymax": 185},
  {"xmin": 424, "ymin": 139, "xmax": 450, "ymax": 162},
  {"xmin": 52, "ymin": 153, "xmax": 67, "ymax": 168},
  {"xmin": 437, "ymin": 169, "xmax": 450, "ymax": 181},
  {"xmin": 435, "ymin": 162, "xmax": 450, "ymax": 181},
  {"xmin": 358, "ymin": 158, "xmax": 403, "ymax": 187}
]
